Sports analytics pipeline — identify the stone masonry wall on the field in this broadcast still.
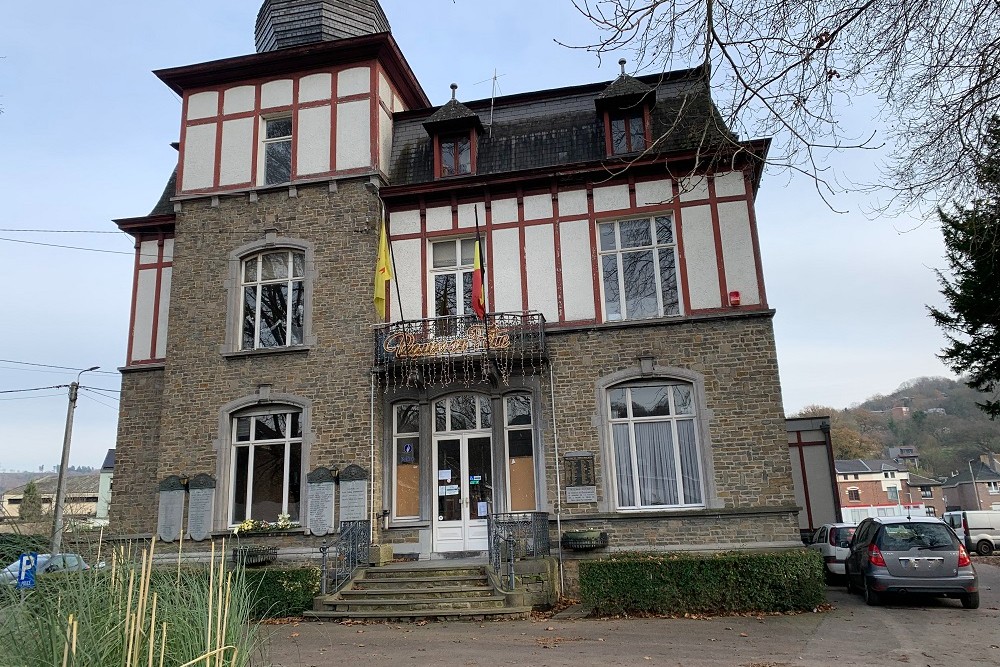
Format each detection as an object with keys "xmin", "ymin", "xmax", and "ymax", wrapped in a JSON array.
[
  {"xmin": 111, "ymin": 367, "xmax": 165, "ymax": 535},
  {"xmin": 142, "ymin": 180, "xmax": 386, "ymax": 535}
]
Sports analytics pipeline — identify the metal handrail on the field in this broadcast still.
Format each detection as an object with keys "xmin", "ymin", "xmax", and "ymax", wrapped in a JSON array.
[
  {"xmin": 487, "ymin": 512, "xmax": 550, "ymax": 591},
  {"xmin": 318, "ymin": 520, "xmax": 371, "ymax": 595}
]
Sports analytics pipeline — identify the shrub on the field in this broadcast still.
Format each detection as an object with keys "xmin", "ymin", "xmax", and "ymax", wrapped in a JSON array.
[
  {"xmin": 0, "ymin": 533, "xmax": 47, "ymax": 565},
  {"xmin": 243, "ymin": 567, "xmax": 321, "ymax": 618},
  {"xmin": 579, "ymin": 549, "xmax": 825, "ymax": 616}
]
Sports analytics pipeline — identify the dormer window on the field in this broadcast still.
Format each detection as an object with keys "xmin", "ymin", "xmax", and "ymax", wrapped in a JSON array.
[
  {"xmin": 610, "ymin": 109, "xmax": 647, "ymax": 155},
  {"xmin": 440, "ymin": 133, "xmax": 472, "ymax": 177}
]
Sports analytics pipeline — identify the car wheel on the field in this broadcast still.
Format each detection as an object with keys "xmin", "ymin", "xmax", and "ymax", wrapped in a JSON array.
[
  {"xmin": 961, "ymin": 592, "xmax": 980, "ymax": 609},
  {"xmin": 845, "ymin": 564, "xmax": 856, "ymax": 593},
  {"xmin": 863, "ymin": 580, "xmax": 882, "ymax": 606},
  {"xmin": 976, "ymin": 540, "xmax": 994, "ymax": 556}
]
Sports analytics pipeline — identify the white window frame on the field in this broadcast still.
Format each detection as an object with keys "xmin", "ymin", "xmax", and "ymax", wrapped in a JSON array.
[
  {"xmin": 239, "ymin": 249, "xmax": 305, "ymax": 351},
  {"xmin": 598, "ymin": 215, "xmax": 681, "ymax": 322},
  {"xmin": 228, "ymin": 407, "xmax": 303, "ymax": 526},
  {"xmin": 988, "ymin": 481, "xmax": 1000, "ymax": 495},
  {"xmin": 392, "ymin": 402, "xmax": 421, "ymax": 522},
  {"xmin": 607, "ymin": 381, "xmax": 704, "ymax": 511},
  {"xmin": 260, "ymin": 115, "xmax": 293, "ymax": 186},
  {"xmin": 434, "ymin": 394, "xmax": 492, "ymax": 433},
  {"xmin": 503, "ymin": 393, "xmax": 537, "ymax": 512},
  {"xmin": 428, "ymin": 238, "xmax": 482, "ymax": 320},
  {"xmin": 887, "ymin": 486, "xmax": 899, "ymax": 501},
  {"xmin": 847, "ymin": 487, "xmax": 861, "ymax": 502}
]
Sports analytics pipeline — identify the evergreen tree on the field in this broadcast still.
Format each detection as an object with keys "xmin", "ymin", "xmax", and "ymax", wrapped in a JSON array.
[
  {"xmin": 19, "ymin": 480, "xmax": 43, "ymax": 523},
  {"xmin": 930, "ymin": 116, "xmax": 1000, "ymax": 418}
]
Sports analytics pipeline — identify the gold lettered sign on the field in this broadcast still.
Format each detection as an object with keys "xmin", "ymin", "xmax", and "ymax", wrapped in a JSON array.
[{"xmin": 383, "ymin": 324, "xmax": 511, "ymax": 359}]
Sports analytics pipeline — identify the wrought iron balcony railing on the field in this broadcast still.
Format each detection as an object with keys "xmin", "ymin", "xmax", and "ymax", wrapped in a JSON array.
[{"xmin": 374, "ymin": 312, "xmax": 546, "ymax": 366}]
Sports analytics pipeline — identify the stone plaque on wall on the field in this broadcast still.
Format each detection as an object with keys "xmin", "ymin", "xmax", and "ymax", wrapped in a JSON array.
[
  {"xmin": 157, "ymin": 476, "xmax": 185, "ymax": 542},
  {"xmin": 306, "ymin": 467, "xmax": 337, "ymax": 536},
  {"xmin": 186, "ymin": 474, "xmax": 216, "ymax": 541},
  {"xmin": 338, "ymin": 464, "xmax": 369, "ymax": 524},
  {"xmin": 564, "ymin": 452, "xmax": 597, "ymax": 503},
  {"xmin": 565, "ymin": 486, "xmax": 598, "ymax": 503}
]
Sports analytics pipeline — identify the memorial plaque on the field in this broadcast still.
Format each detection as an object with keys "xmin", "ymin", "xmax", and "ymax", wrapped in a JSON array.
[
  {"xmin": 564, "ymin": 452, "xmax": 596, "ymax": 487},
  {"xmin": 306, "ymin": 467, "xmax": 337, "ymax": 536},
  {"xmin": 186, "ymin": 474, "xmax": 216, "ymax": 541},
  {"xmin": 339, "ymin": 464, "xmax": 369, "ymax": 524},
  {"xmin": 565, "ymin": 485, "xmax": 598, "ymax": 503},
  {"xmin": 157, "ymin": 476, "xmax": 185, "ymax": 543}
]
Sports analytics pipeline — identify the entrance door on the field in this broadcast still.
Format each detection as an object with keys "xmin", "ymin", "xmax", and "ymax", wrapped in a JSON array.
[{"xmin": 434, "ymin": 435, "xmax": 492, "ymax": 552}]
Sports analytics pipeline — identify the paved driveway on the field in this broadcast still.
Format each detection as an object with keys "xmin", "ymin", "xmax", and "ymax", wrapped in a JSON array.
[{"xmin": 265, "ymin": 563, "xmax": 1000, "ymax": 666}]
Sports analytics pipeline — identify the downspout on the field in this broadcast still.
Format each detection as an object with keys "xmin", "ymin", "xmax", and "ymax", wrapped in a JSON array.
[
  {"xmin": 370, "ymin": 371, "xmax": 376, "ymax": 544},
  {"xmin": 549, "ymin": 363, "xmax": 564, "ymax": 594}
]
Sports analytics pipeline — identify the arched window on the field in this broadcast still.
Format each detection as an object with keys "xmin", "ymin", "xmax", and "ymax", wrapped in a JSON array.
[
  {"xmin": 608, "ymin": 381, "xmax": 704, "ymax": 509},
  {"xmin": 229, "ymin": 406, "xmax": 303, "ymax": 525},
  {"xmin": 240, "ymin": 250, "xmax": 305, "ymax": 350}
]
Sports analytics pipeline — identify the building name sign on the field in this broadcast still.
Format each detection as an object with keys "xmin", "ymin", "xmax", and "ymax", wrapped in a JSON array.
[{"xmin": 382, "ymin": 325, "xmax": 511, "ymax": 359}]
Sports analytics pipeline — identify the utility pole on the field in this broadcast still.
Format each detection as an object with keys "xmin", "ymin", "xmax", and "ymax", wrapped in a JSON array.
[
  {"xmin": 50, "ymin": 366, "xmax": 99, "ymax": 554},
  {"xmin": 969, "ymin": 459, "xmax": 983, "ymax": 511}
]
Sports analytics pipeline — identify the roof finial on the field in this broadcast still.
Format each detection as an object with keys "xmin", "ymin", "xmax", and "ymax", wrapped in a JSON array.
[
  {"xmin": 450, "ymin": 83, "xmax": 458, "ymax": 100},
  {"xmin": 619, "ymin": 58, "xmax": 627, "ymax": 76}
]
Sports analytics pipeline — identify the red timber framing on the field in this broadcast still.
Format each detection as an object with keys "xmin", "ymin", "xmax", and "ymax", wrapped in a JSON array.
[
  {"xmin": 159, "ymin": 32, "xmax": 429, "ymax": 196},
  {"xmin": 114, "ymin": 214, "xmax": 176, "ymax": 366},
  {"xmin": 380, "ymin": 146, "xmax": 771, "ymax": 328},
  {"xmin": 788, "ymin": 427, "xmax": 842, "ymax": 534}
]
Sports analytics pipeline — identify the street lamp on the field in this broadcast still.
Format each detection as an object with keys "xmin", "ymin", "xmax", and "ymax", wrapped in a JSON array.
[
  {"xmin": 969, "ymin": 459, "xmax": 983, "ymax": 511},
  {"xmin": 50, "ymin": 366, "xmax": 99, "ymax": 553}
]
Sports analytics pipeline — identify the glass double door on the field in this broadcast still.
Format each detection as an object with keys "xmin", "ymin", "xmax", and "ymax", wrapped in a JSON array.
[{"xmin": 434, "ymin": 434, "xmax": 492, "ymax": 552}]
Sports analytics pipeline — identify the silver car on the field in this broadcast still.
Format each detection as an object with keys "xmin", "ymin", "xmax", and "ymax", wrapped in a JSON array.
[{"xmin": 845, "ymin": 516, "xmax": 978, "ymax": 608}]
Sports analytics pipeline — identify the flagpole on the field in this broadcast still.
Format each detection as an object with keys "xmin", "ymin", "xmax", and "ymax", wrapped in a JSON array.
[{"xmin": 380, "ymin": 198, "xmax": 404, "ymax": 322}]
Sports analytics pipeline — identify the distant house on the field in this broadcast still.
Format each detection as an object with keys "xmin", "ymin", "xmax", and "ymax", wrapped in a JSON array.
[
  {"xmin": 890, "ymin": 406, "xmax": 911, "ymax": 420},
  {"xmin": 941, "ymin": 457, "xmax": 1000, "ymax": 511},
  {"xmin": 1, "ymin": 474, "xmax": 102, "ymax": 526},
  {"xmin": 835, "ymin": 459, "xmax": 931, "ymax": 523},
  {"xmin": 96, "ymin": 449, "xmax": 115, "ymax": 526},
  {"xmin": 887, "ymin": 445, "xmax": 920, "ymax": 469},
  {"xmin": 905, "ymin": 473, "xmax": 945, "ymax": 517}
]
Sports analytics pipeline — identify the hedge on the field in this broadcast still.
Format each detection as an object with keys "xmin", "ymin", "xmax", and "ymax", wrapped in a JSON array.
[
  {"xmin": 579, "ymin": 550, "xmax": 825, "ymax": 616},
  {"xmin": 243, "ymin": 567, "xmax": 321, "ymax": 619}
]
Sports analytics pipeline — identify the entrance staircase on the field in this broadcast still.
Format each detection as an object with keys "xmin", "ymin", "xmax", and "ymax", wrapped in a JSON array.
[{"xmin": 307, "ymin": 561, "xmax": 532, "ymax": 622}]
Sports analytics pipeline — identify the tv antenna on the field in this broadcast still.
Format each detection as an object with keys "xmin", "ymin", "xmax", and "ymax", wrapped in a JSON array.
[{"xmin": 474, "ymin": 69, "xmax": 505, "ymax": 138}]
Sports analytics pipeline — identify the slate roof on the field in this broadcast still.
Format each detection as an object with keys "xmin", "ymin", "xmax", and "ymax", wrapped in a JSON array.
[
  {"xmin": 4, "ymin": 474, "xmax": 101, "ymax": 497},
  {"xmin": 906, "ymin": 473, "xmax": 941, "ymax": 487},
  {"xmin": 596, "ymin": 70, "xmax": 653, "ymax": 101},
  {"xmin": 101, "ymin": 449, "xmax": 115, "ymax": 472},
  {"xmin": 149, "ymin": 168, "xmax": 178, "ymax": 216},
  {"xmin": 389, "ymin": 66, "xmax": 737, "ymax": 187},
  {"xmin": 834, "ymin": 459, "xmax": 903, "ymax": 474},
  {"xmin": 942, "ymin": 461, "xmax": 1000, "ymax": 486}
]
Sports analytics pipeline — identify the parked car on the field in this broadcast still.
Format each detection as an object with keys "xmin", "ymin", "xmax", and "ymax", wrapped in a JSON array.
[
  {"xmin": 1, "ymin": 553, "xmax": 91, "ymax": 585},
  {"xmin": 808, "ymin": 523, "xmax": 857, "ymax": 580},
  {"xmin": 845, "ymin": 516, "xmax": 978, "ymax": 608},
  {"xmin": 943, "ymin": 510, "xmax": 1000, "ymax": 556}
]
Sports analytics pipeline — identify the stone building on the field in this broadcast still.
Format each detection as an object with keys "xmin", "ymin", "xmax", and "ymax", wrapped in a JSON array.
[{"xmin": 111, "ymin": 0, "xmax": 801, "ymax": 587}]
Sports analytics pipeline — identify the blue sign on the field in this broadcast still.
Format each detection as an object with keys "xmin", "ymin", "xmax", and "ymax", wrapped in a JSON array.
[{"xmin": 15, "ymin": 552, "xmax": 37, "ymax": 590}]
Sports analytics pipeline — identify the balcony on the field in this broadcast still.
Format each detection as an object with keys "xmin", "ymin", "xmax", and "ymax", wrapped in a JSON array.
[{"xmin": 374, "ymin": 312, "xmax": 546, "ymax": 385}]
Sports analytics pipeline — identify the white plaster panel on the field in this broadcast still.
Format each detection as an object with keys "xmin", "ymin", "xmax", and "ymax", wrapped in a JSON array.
[
  {"xmin": 162, "ymin": 239, "xmax": 175, "ymax": 263},
  {"xmin": 680, "ymin": 205, "xmax": 722, "ymax": 309},
  {"xmin": 522, "ymin": 194, "xmax": 553, "ymax": 220},
  {"xmin": 223, "ymin": 86, "xmax": 254, "ymax": 114},
  {"xmin": 338, "ymin": 66, "xmax": 371, "ymax": 97},
  {"xmin": 390, "ymin": 209, "xmax": 421, "ymax": 236},
  {"xmin": 335, "ymin": 99, "xmax": 371, "ymax": 170},
  {"xmin": 491, "ymin": 198, "xmax": 518, "ymax": 224},
  {"xmin": 524, "ymin": 224, "xmax": 559, "ymax": 322},
  {"xmin": 714, "ymin": 171, "xmax": 747, "ymax": 198},
  {"xmin": 299, "ymin": 73, "xmax": 332, "ymax": 103},
  {"xmin": 636, "ymin": 179, "xmax": 672, "ymax": 207},
  {"xmin": 390, "ymin": 239, "xmax": 422, "ymax": 322},
  {"xmin": 559, "ymin": 219, "xmax": 596, "ymax": 321},
  {"xmin": 261, "ymin": 79, "xmax": 293, "ymax": 108},
  {"xmin": 181, "ymin": 123, "xmax": 217, "ymax": 191},
  {"xmin": 139, "ymin": 240, "xmax": 159, "ymax": 265},
  {"xmin": 296, "ymin": 105, "xmax": 331, "ymax": 176},
  {"xmin": 558, "ymin": 189, "xmax": 587, "ymax": 217},
  {"xmin": 132, "ymin": 269, "xmax": 157, "ymax": 361},
  {"xmin": 155, "ymin": 267, "xmax": 172, "ymax": 359},
  {"xmin": 490, "ymin": 227, "xmax": 523, "ymax": 312},
  {"xmin": 187, "ymin": 91, "xmax": 218, "ymax": 120},
  {"xmin": 379, "ymin": 106, "xmax": 392, "ymax": 174},
  {"xmin": 718, "ymin": 201, "xmax": 760, "ymax": 305},
  {"xmin": 219, "ymin": 118, "xmax": 254, "ymax": 186},
  {"xmin": 593, "ymin": 184, "xmax": 630, "ymax": 212},
  {"xmin": 457, "ymin": 202, "xmax": 486, "ymax": 228},
  {"xmin": 393, "ymin": 94, "xmax": 404, "ymax": 112},
  {"xmin": 378, "ymin": 71, "xmax": 391, "ymax": 105},
  {"xmin": 425, "ymin": 206, "xmax": 452, "ymax": 232},
  {"xmin": 679, "ymin": 175, "xmax": 709, "ymax": 201}
]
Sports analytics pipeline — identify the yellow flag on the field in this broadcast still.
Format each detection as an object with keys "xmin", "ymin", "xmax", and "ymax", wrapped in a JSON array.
[{"xmin": 374, "ymin": 215, "xmax": 393, "ymax": 320}]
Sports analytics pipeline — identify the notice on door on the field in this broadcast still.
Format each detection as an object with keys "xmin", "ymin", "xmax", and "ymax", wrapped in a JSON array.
[{"xmin": 438, "ymin": 470, "xmax": 452, "ymax": 481}]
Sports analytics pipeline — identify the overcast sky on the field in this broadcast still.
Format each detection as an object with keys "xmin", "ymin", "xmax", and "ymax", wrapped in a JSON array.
[{"xmin": 0, "ymin": 1, "xmax": 956, "ymax": 472}]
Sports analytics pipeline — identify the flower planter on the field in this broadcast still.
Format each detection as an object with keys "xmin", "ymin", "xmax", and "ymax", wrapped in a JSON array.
[
  {"xmin": 561, "ymin": 530, "xmax": 608, "ymax": 551},
  {"xmin": 231, "ymin": 545, "xmax": 278, "ymax": 567}
]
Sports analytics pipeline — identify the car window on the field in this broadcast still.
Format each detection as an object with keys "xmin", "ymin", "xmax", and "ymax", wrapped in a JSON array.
[
  {"xmin": 832, "ymin": 526, "xmax": 856, "ymax": 544},
  {"xmin": 815, "ymin": 528, "xmax": 826, "ymax": 543},
  {"xmin": 877, "ymin": 523, "xmax": 956, "ymax": 551},
  {"xmin": 64, "ymin": 555, "xmax": 79, "ymax": 569}
]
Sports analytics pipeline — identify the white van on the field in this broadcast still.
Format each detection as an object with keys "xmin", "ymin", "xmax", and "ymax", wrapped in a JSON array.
[{"xmin": 943, "ymin": 510, "xmax": 1000, "ymax": 555}]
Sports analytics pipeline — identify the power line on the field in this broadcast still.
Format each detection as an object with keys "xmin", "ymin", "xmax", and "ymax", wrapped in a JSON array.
[
  {"xmin": 78, "ymin": 392, "xmax": 118, "ymax": 411},
  {"xmin": 81, "ymin": 387, "xmax": 121, "ymax": 400},
  {"xmin": 0, "ymin": 392, "xmax": 66, "ymax": 401},
  {"xmin": 0, "ymin": 360, "xmax": 118, "ymax": 376},
  {"xmin": 0, "ymin": 385, "xmax": 67, "ymax": 394},
  {"xmin": 0, "ymin": 237, "xmax": 134, "ymax": 256}
]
